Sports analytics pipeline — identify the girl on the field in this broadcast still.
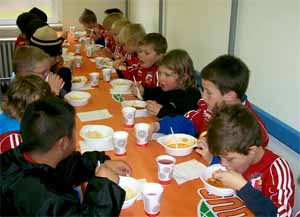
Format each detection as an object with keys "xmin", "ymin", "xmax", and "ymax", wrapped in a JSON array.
[{"xmin": 133, "ymin": 49, "xmax": 201, "ymax": 118}]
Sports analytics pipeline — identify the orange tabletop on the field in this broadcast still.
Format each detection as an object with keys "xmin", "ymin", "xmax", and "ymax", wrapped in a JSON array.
[{"xmin": 66, "ymin": 40, "xmax": 253, "ymax": 217}]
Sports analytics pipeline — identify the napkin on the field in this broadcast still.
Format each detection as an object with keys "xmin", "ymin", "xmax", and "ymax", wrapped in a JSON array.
[
  {"xmin": 110, "ymin": 88, "xmax": 132, "ymax": 95},
  {"xmin": 77, "ymin": 109, "xmax": 112, "ymax": 122},
  {"xmin": 173, "ymin": 159, "xmax": 207, "ymax": 184},
  {"xmin": 79, "ymin": 140, "xmax": 113, "ymax": 153}
]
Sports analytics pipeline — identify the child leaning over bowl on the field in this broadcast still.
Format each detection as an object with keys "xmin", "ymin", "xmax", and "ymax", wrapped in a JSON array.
[
  {"xmin": 205, "ymin": 104, "xmax": 294, "ymax": 216},
  {"xmin": 132, "ymin": 49, "xmax": 201, "ymax": 118},
  {"xmin": 0, "ymin": 96, "xmax": 132, "ymax": 216},
  {"xmin": 148, "ymin": 55, "xmax": 269, "ymax": 163}
]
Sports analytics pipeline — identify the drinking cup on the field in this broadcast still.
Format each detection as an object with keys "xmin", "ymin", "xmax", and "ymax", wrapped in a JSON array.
[
  {"xmin": 113, "ymin": 131, "xmax": 129, "ymax": 157},
  {"xmin": 134, "ymin": 123, "xmax": 150, "ymax": 147},
  {"xmin": 142, "ymin": 183, "xmax": 164, "ymax": 217},
  {"xmin": 102, "ymin": 68, "xmax": 112, "ymax": 82},
  {"xmin": 74, "ymin": 43, "xmax": 81, "ymax": 54},
  {"xmin": 74, "ymin": 56, "xmax": 82, "ymax": 68},
  {"xmin": 122, "ymin": 107, "xmax": 136, "ymax": 128},
  {"xmin": 156, "ymin": 155, "xmax": 176, "ymax": 185},
  {"xmin": 89, "ymin": 72, "xmax": 100, "ymax": 87}
]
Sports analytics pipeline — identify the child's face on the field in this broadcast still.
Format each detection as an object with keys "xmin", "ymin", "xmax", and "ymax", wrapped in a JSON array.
[
  {"xmin": 138, "ymin": 44, "xmax": 162, "ymax": 69},
  {"xmin": 201, "ymin": 79, "xmax": 225, "ymax": 110},
  {"xmin": 220, "ymin": 152, "xmax": 254, "ymax": 174},
  {"xmin": 123, "ymin": 40, "xmax": 139, "ymax": 54},
  {"xmin": 158, "ymin": 65, "xmax": 179, "ymax": 92},
  {"xmin": 32, "ymin": 59, "xmax": 51, "ymax": 80},
  {"xmin": 112, "ymin": 28, "xmax": 119, "ymax": 42}
]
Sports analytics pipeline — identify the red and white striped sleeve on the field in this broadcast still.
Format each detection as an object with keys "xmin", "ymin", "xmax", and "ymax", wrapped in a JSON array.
[
  {"xmin": 268, "ymin": 157, "xmax": 295, "ymax": 217},
  {"xmin": 0, "ymin": 131, "xmax": 22, "ymax": 153}
]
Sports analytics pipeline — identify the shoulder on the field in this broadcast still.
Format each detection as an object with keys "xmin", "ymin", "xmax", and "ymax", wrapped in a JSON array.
[{"xmin": 0, "ymin": 113, "xmax": 20, "ymax": 134}]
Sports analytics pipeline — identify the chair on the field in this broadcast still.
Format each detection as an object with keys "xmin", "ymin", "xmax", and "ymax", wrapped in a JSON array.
[{"xmin": 0, "ymin": 131, "xmax": 22, "ymax": 154}]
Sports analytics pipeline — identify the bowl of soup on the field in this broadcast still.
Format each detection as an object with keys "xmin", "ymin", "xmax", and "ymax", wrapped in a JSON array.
[
  {"xmin": 71, "ymin": 76, "xmax": 87, "ymax": 90},
  {"xmin": 110, "ymin": 78, "xmax": 133, "ymax": 92},
  {"xmin": 156, "ymin": 133, "xmax": 197, "ymax": 156},
  {"xmin": 64, "ymin": 91, "xmax": 91, "ymax": 106},
  {"xmin": 80, "ymin": 125, "xmax": 114, "ymax": 147},
  {"xmin": 200, "ymin": 164, "xmax": 235, "ymax": 196},
  {"xmin": 118, "ymin": 176, "xmax": 142, "ymax": 209}
]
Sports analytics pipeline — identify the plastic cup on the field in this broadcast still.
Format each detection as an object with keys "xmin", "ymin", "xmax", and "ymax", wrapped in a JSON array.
[
  {"xmin": 73, "ymin": 32, "xmax": 80, "ymax": 41},
  {"xmin": 75, "ymin": 43, "xmax": 81, "ymax": 54},
  {"xmin": 89, "ymin": 72, "xmax": 100, "ymax": 87},
  {"xmin": 62, "ymin": 47, "xmax": 68, "ymax": 55},
  {"xmin": 86, "ymin": 45, "xmax": 93, "ymax": 57},
  {"xmin": 134, "ymin": 123, "xmax": 150, "ymax": 147},
  {"xmin": 156, "ymin": 155, "xmax": 176, "ymax": 185},
  {"xmin": 95, "ymin": 57, "xmax": 104, "ymax": 69},
  {"xmin": 142, "ymin": 183, "xmax": 164, "ymax": 217},
  {"xmin": 113, "ymin": 131, "xmax": 128, "ymax": 157},
  {"xmin": 102, "ymin": 68, "xmax": 112, "ymax": 82},
  {"xmin": 74, "ymin": 56, "xmax": 82, "ymax": 68},
  {"xmin": 122, "ymin": 107, "xmax": 136, "ymax": 128},
  {"xmin": 69, "ymin": 26, "xmax": 75, "ymax": 34}
]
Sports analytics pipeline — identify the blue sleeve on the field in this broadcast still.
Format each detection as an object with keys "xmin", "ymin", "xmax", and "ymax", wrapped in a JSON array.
[
  {"xmin": 209, "ymin": 156, "xmax": 221, "ymax": 165},
  {"xmin": 95, "ymin": 37, "xmax": 105, "ymax": 46},
  {"xmin": 237, "ymin": 182, "xmax": 277, "ymax": 216},
  {"xmin": 158, "ymin": 115, "xmax": 196, "ymax": 136}
]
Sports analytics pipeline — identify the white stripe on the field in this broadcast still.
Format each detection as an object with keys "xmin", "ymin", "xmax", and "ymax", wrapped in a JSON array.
[
  {"xmin": 9, "ymin": 135, "xmax": 14, "ymax": 149},
  {"xmin": 273, "ymin": 160, "xmax": 283, "ymax": 204}
]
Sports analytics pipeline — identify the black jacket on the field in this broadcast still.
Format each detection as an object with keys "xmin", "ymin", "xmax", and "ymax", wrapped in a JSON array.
[
  {"xmin": 0, "ymin": 145, "xmax": 125, "ymax": 216},
  {"xmin": 143, "ymin": 87, "xmax": 201, "ymax": 118}
]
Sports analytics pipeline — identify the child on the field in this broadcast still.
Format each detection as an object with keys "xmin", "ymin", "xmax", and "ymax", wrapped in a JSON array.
[
  {"xmin": 29, "ymin": 7, "xmax": 48, "ymax": 22},
  {"xmin": 13, "ymin": 46, "xmax": 64, "ymax": 97},
  {"xmin": 29, "ymin": 26, "xmax": 72, "ymax": 94},
  {"xmin": 79, "ymin": 8, "xmax": 105, "ymax": 46},
  {"xmin": 0, "ymin": 96, "xmax": 132, "ymax": 216},
  {"xmin": 207, "ymin": 104, "xmax": 294, "ymax": 216},
  {"xmin": 149, "ymin": 55, "xmax": 269, "ymax": 162},
  {"xmin": 134, "ymin": 49, "xmax": 201, "ymax": 118},
  {"xmin": 130, "ymin": 32, "xmax": 167, "ymax": 88},
  {"xmin": 110, "ymin": 18, "xmax": 130, "ymax": 57},
  {"xmin": 113, "ymin": 23, "xmax": 146, "ymax": 77},
  {"xmin": 0, "ymin": 75, "xmax": 52, "ymax": 153},
  {"xmin": 104, "ymin": 8, "xmax": 124, "ymax": 16}
]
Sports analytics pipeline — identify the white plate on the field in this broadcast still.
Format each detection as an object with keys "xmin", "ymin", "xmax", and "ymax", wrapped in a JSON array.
[{"xmin": 118, "ymin": 176, "xmax": 142, "ymax": 209}]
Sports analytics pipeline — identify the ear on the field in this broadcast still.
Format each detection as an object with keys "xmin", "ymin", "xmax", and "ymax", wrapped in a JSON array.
[
  {"xmin": 53, "ymin": 137, "xmax": 69, "ymax": 152},
  {"xmin": 248, "ymin": 145, "xmax": 259, "ymax": 155},
  {"xmin": 223, "ymin": 90, "xmax": 237, "ymax": 103}
]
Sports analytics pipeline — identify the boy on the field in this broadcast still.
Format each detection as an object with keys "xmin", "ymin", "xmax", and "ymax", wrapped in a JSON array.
[
  {"xmin": 149, "ymin": 55, "xmax": 269, "ymax": 162},
  {"xmin": 0, "ymin": 96, "xmax": 131, "ymax": 216},
  {"xmin": 132, "ymin": 33, "xmax": 167, "ymax": 88},
  {"xmin": 207, "ymin": 104, "xmax": 294, "ymax": 216},
  {"xmin": 13, "ymin": 46, "xmax": 64, "ymax": 97}
]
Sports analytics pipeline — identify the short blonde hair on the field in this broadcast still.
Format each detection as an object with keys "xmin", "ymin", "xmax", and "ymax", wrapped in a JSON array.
[
  {"xmin": 111, "ymin": 18, "xmax": 130, "ymax": 36},
  {"xmin": 79, "ymin": 8, "xmax": 97, "ymax": 24},
  {"xmin": 13, "ymin": 46, "xmax": 50, "ymax": 75},
  {"xmin": 102, "ymin": 12, "xmax": 123, "ymax": 31},
  {"xmin": 118, "ymin": 23, "xmax": 146, "ymax": 45},
  {"xmin": 1, "ymin": 75, "xmax": 52, "ymax": 120}
]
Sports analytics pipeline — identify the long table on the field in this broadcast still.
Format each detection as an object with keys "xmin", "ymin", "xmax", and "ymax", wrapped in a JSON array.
[{"xmin": 68, "ymin": 43, "xmax": 207, "ymax": 216}]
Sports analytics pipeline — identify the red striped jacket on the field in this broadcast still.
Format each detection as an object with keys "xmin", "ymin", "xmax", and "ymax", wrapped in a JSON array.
[{"xmin": 0, "ymin": 131, "xmax": 22, "ymax": 154}]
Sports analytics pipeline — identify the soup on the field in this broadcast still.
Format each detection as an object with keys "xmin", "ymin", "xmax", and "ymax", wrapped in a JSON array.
[
  {"xmin": 69, "ymin": 95, "xmax": 84, "ymax": 100},
  {"xmin": 166, "ymin": 137, "xmax": 194, "ymax": 148},
  {"xmin": 124, "ymin": 186, "xmax": 136, "ymax": 200},
  {"xmin": 72, "ymin": 78, "xmax": 82, "ymax": 83},
  {"xmin": 85, "ymin": 130, "xmax": 104, "ymax": 139},
  {"xmin": 206, "ymin": 177, "xmax": 224, "ymax": 188}
]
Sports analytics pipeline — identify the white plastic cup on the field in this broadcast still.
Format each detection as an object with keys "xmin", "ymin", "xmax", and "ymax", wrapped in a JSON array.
[
  {"xmin": 62, "ymin": 47, "xmax": 68, "ymax": 55},
  {"xmin": 113, "ymin": 131, "xmax": 129, "ymax": 157},
  {"xmin": 89, "ymin": 72, "xmax": 100, "ymax": 87},
  {"xmin": 156, "ymin": 155, "xmax": 176, "ymax": 185},
  {"xmin": 102, "ymin": 68, "xmax": 112, "ymax": 82},
  {"xmin": 86, "ymin": 45, "xmax": 93, "ymax": 57},
  {"xmin": 95, "ymin": 57, "xmax": 104, "ymax": 69},
  {"xmin": 69, "ymin": 26, "xmax": 75, "ymax": 34},
  {"xmin": 73, "ymin": 32, "xmax": 80, "ymax": 41},
  {"xmin": 74, "ymin": 56, "xmax": 82, "ymax": 68},
  {"xmin": 134, "ymin": 123, "xmax": 150, "ymax": 147},
  {"xmin": 142, "ymin": 183, "xmax": 164, "ymax": 217},
  {"xmin": 122, "ymin": 107, "xmax": 136, "ymax": 128},
  {"xmin": 74, "ymin": 43, "xmax": 81, "ymax": 54}
]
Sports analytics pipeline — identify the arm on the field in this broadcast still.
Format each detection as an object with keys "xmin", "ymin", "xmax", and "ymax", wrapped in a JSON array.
[{"xmin": 158, "ymin": 115, "xmax": 196, "ymax": 136}]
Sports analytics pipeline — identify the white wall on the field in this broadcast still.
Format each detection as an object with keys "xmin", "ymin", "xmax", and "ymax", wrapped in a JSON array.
[
  {"xmin": 127, "ymin": 0, "xmax": 159, "ymax": 33},
  {"xmin": 235, "ymin": 0, "xmax": 300, "ymax": 130},
  {"xmin": 164, "ymin": 0, "xmax": 231, "ymax": 71},
  {"xmin": 61, "ymin": 0, "xmax": 126, "ymax": 31}
]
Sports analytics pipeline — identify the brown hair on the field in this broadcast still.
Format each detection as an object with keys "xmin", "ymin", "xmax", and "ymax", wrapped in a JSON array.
[
  {"xmin": 158, "ymin": 49, "xmax": 197, "ymax": 89},
  {"xmin": 140, "ymin": 33, "xmax": 168, "ymax": 55},
  {"xmin": 79, "ymin": 8, "xmax": 97, "ymax": 24},
  {"xmin": 1, "ymin": 75, "xmax": 52, "ymax": 120},
  {"xmin": 118, "ymin": 23, "xmax": 145, "ymax": 45},
  {"xmin": 207, "ymin": 104, "xmax": 263, "ymax": 155},
  {"xmin": 13, "ymin": 46, "xmax": 50, "ymax": 75},
  {"xmin": 201, "ymin": 55, "xmax": 249, "ymax": 100},
  {"xmin": 102, "ymin": 12, "xmax": 123, "ymax": 31}
]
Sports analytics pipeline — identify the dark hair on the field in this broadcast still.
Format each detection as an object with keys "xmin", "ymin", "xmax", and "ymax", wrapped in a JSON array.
[
  {"xmin": 25, "ymin": 19, "xmax": 48, "ymax": 40},
  {"xmin": 21, "ymin": 96, "xmax": 75, "ymax": 153},
  {"xmin": 159, "ymin": 49, "xmax": 197, "ymax": 89},
  {"xmin": 29, "ymin": 7, "xmax": 48, "ymax": 22},
  {"xmin": 104, "ymin": 8, "xmax": 123, "ymax": 15},
  {"xmin": 140, "ymin": 33, "xmax": 168, "ymax": 54},
  {"xmin": 207, "ymin": 104, "xmax": 262, "ymax": 155},
  {"xmin": 201, "ymin": 55, "xmax": 249, "ymax": 100},
  {"xmin": 79, "ymin": 8, "xmax": 97, "ymax": 24},
  {"xmin": 16, "ymin": 12, "xmax": 38, "ymax": 33}
]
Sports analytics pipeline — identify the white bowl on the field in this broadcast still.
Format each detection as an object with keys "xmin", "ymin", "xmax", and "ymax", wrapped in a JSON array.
[
  {"xmin": 122, "ymin": 100, "xmax": 149, "ymax": 117},
  {"xmin": 110, "ymin": 79, "xmax": 133, "ymax": 92},
  {"xmin": 200, "ymin": 164, "xmax": 235, "ymax": 196},
  {"xmin": 118, "ymin": 176, "xmax": 141, "ymax": 209},
  {"xmin": 71, "ymin": 76, "xmax": 87, "ymax": 90},
  {"xmin": 64, "ymin": 91, "xmax": 91, "ymax": 106},
  {"xmin": 80, "ymin": 125, "xmax": 114, "ymax": 147},
  {"xmin": 156, "ymin": 133, "xmax": 197, "ymax": 156}
]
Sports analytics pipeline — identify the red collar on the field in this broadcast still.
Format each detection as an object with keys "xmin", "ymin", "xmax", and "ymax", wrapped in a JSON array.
[{"xmin": 22, "ymin": 152, "xmax": 36, "ymax": 163}]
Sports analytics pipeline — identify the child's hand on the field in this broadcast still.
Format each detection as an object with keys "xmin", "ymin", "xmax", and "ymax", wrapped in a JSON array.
[
  {"xmin": 113, "ymin": 59, "xmax": 124, "ymax": 69},
  {"xmin": 104, "ymin": 160, "xmax": 132, "ymax": 177},
  {"xmin": 47, "ymin": 72, "xmax": 64, "ymax": 96},
  {"xmin": 95, "ymin": 164, "xmax": 119, "ymax": 184},
  {"xmin": 131, "ymin": 82, "xmax": 144, "ymax": 98},
  {"xmin": 195, "ymin": 137, "xmax": 213, "ymax": 164},
  {"xmin": 148, "ymin": 122, "xmax": 160, "ymax": 139},
  {"xmin": 212, "ymin": 170, "xmax": 248, "ymax": 191},
  {"xmin": 90, "ymin": 27, "xmax": 102, "ymax": 42},
  {"xmin": 146, "ymin": 100, "xmax": 162, "ymax": 116}
]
